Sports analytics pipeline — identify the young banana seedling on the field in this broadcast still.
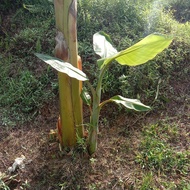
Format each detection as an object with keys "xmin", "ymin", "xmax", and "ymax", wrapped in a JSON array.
[{"xmin": 35, "ymin": 32, "xmax": 172, "ymax": 155}]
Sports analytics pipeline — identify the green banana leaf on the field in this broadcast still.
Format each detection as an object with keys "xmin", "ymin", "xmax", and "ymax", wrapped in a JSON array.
[
  {"xmin": 93, "ymin": 32, "xmax": 118, "ymax": 59},
  {"xmin": 35, "ymin": 53, "xmax": 88, "ymax": 81},
  {"xmin": 101, "ymin": 95, "xmax": 151, "ymax": 111},
  {"xmin": 93, "ymin": 32, "xmax": 172, "ymax": 68}
]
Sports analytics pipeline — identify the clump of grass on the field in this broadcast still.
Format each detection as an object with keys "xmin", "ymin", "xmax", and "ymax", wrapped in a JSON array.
[
  {"xmin": 139, "ymin": 172, "xmax": 154, "ymax": 190},
  {"xmin": 165, "ymin": 0, "xmax": 190, "ymax": 23},
  {"xmin": 136, "ymin": 137, "xmax": 189, "ymax": 174},
  {"xmin": 0, "ymin": 3, "xmax": 56, "ymax": 126},
  {"xmin": 0, "ymin": 55, "xmax": 56, "ymax": 126},
  {"xmin": 135, "ymin": 122, "xmax": 190, "ymax": 188}
]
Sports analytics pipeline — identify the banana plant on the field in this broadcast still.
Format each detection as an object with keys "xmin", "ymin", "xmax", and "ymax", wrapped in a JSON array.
[{"xmin": 35, "ymin": 32, "xmax": 172, "ymax": 155}]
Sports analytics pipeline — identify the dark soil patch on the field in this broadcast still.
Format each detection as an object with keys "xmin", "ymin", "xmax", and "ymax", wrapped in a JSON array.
[
  {"xmin": 0, "ymin": 55, "xmax": 189, "ymax": 189},
  {"xmin": 0, "ymin": 95, "xmax": 189, "ymax": 189}
]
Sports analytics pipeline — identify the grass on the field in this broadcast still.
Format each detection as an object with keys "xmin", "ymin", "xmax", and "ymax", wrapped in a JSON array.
[
  {"xmin": 0, "ymin": 4, "xmax": 56, "ymax": 126},
  {"xmin": 0, "ymin": 0, "xmax": 190, "ymax": 189},
  {"xmin": 137, "ymin": 124, "xmax": 189, "ymax": 172},
  {"xmin": 0, "ymin": 55, "xmax": 56, "ymax": 126},
  {"xmin": 135, "ymin": 122, "xmax": 190, "ymax": 189}
]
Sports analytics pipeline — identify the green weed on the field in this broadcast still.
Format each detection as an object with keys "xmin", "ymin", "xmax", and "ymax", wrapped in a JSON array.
[
  {"xmin": 0, "ymin": 0, "xmax": 22, "ymax": 15},
  {"xmin": 23, "ymin": 0, "xmax": 54, "ymax": 15},
  {"xmin": 166, "ymin": 0, "xmax": 190, "ymax": 22},
  {"xmin": 75, "ymin": 133, "xmax": 87, "ymax": 154},
  {"xmin": 136, "ymin": 123, "xmax": 190, "ymax": 176},
  {"xmin": 0, "ymin": 56, "xmax": 55, "ymax": 125},
  {"xmin": 139, "ymin": 172, "xmax": 154, "ymax": 190},
  {"xmin": 135, "ymin": 122, "xmax": 190, "ymax": 189},
  {"xmin": 0, "ymin": 179, "xmax": 10, "ymax": 190},
  {"xmin": 0, "ymin": 3, "xmax": 56, "ymax": 126}
]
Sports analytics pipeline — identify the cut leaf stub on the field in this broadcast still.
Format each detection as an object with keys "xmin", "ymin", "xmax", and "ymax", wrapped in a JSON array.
[{"xmin": 35, "ymin": 53, "xmax": 88, "ymax": 81}]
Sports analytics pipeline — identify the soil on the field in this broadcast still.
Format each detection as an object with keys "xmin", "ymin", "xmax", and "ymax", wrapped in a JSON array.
[{"xmin": 0, "ymin": 89, "xmax": 189, "ymax": 190}]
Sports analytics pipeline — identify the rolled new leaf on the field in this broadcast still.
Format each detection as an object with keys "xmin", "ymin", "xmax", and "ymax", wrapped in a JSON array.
[
  {"xmin": 35, "ymin": 53, "xmax": 88, "ymax": 81},
  {"xmin": 100, "ymin": 95, "xmax": 151, "ymax": 111},
  {"xmin": 80, "ymin": 88, "xmax": 91, "ymax": 107},
  {"xmin": 93, "ymin": 32, "xmax": 118, "ymax": 59}
]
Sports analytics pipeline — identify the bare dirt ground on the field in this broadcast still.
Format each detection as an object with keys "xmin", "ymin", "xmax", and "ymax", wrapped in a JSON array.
[{"xmin": 0, "ymin": 88, "xmax": 189, "ymax": 190}]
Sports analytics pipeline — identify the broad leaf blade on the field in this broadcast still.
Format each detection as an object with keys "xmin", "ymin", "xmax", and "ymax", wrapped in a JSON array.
[
  {"xmin": 35, "ymin": 53, "xmax": 88, "ymax": 81},
  {"xmin": 115, "ymin": 34, "xmax": 172, "ymax": 66},
  {"xmin": 110, "ymin": 95, "xmax": 151, "ymax": 111},
  {"xmin": 99, "ymin": 34, "xmax": 172, "ymax": 67},
  {"xmin": 93, "ymin": 32, "xmax": 118, "ymax": 59}
]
